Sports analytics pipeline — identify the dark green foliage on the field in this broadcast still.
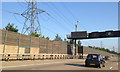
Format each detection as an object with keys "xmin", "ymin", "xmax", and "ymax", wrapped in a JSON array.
[
  {"xmin": 106, "ymin": 49, "xmax": 110, "ymax": 52},
  {"xmin": 67, "ymin": 40, "xmax": 75, "ymax": 45},
  {"xmin": 118, "ymin": 53, "xmax": 120, "ymax": 55},
  {"xmin": 88, "ymin": 46, "xmax": 119, "ymax": 55},
  {"xmin": 41, "ymin": 35, "xmax": 45, "ymax": 38},
  {"xmin": 39, "ymin": 35, "xmax": 49, "ymax": 40},
  {"xmin": 30, "ymin": 32, "xmax": 40, "ymax": 37},
  {"xmin": 67, "ymin": 40, "xmax": 81, "ymax": 47},
  {"xmin": 46, "ymin": 36, "xmax": 50, "ymax": 40},
  {"xmin": 4, "ymin": 23, "xmax": 18, "ymax": 32},
  {"xmin": 54, "ymin": 34, "xmax": 63, "ymax": 41},
  {"xmin": 64, "ymin": 38, "xmax": 67, "ymax": 42},
  {"xmin": 88, "ymin": 46, "xmax": 92, "ymax": 48},
  {"xmin": 77, "ymin": 40, "xmax": 81, "ymax": 46}
]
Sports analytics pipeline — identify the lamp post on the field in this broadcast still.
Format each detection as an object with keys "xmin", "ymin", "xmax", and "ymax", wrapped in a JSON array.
[
  {"xmin": 75, "ymin": 21, "xmax": 80, "ymax": 31},
  {"xmin": 74, "ymin": 21, "xmax": 80, "ymax": 56}
]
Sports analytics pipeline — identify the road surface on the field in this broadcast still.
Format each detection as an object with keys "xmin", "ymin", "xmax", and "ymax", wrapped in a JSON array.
[{"xmin": 1, "ymin": 57, "xmax": 118, "ymax": 70}]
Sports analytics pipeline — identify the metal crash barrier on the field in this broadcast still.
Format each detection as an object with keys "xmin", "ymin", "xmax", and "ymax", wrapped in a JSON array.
[{"xmin": 0, "ymin": 53, "xmax": 85, "ymax": 61}]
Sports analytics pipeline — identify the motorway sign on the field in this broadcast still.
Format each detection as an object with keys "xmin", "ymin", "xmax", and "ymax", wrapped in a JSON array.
[{"xmin": 67, "ymin": 30, "xmax": 120, "ymax": 39}]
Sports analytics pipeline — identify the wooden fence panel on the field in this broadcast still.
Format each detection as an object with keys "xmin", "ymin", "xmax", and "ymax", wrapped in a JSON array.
[
  {"xmin": 1, "ymin": 29, "xmax": 68, "ymax": 54},
  {"xmin": 20, "ymin": 34, "xmax": 30, "ymax": 47},
  {"xmin": 31, "ymin": 36, "xmax": 39, "ymax": 48}
]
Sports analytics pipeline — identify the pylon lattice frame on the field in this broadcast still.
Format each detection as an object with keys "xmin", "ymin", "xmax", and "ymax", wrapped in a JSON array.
[{"xmin": 11, "ymin": 0, "xmax": 50, "ymax": 35}]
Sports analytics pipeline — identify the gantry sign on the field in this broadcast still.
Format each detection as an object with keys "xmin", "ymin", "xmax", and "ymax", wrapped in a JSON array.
[{"xmin": 67, "ymin": 30, "xmax": 120, "ymax": 55}]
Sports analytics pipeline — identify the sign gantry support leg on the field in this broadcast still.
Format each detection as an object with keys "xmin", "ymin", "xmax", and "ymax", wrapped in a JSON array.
[{"xmin": 75, "ymin": 39, "xmax": 76, "ymax": 56}]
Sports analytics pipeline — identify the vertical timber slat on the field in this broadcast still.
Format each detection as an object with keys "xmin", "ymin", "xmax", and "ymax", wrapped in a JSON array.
[
  {"xmin": 39, "ymin": 37, "xmax": 41, "ymax": 53},
  {"xmin": 61, "ymin": 41, "xmax": 62, "ymax": 54},
  {"xmin": 30, "ymin": 36, "xmax": 32, "ymax": 53},
  {"xmin": 58, "ymin": 41, "xmax": 59, "ymax": 54},
  {"xmin": 46, "ymin": 39, "xmax": 48, "ymax": 54},
  {"xmin": 18, "ymin": 33, "xmax": 21, "ymax": 54},
  {"xmin": 52, "ymin": 41, "xmax": 54, "ymax": 54},
  {"xmin": 3, "ymin": 30, "xmax": 7, "ymax": 56}
]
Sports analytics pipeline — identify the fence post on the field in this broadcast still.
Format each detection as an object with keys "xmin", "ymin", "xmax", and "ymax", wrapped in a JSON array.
[
  {"xmin": 64, "ymin": 42, "xmax": 66, "ymax": 54},
  {"xmin": 66, "ymin": 42, "xmax": 67, "ymax": 54},
  {"xmin": 61, "ymin": 41, "xmax": 62, "ymax": 54},
  {"xmin": 58, "ymin": 41, "xmax": 59, "ymax": 54},
  {"xmin": 39, "ymin": 37, "xmax": 41, "ymax": 53},
  {"xmin": 52, "ymin": 41, "xmax": 54, "ymax": 54},
  {"xmin": 18, "ymin": 33, "xmax": 21, "ymax": 54},
  {"xmin": 30, "ymin": 36, "xmax": 32, "ymax": 53},
  {"xmin": 3, "ymin": 30, "xmax": 7, "ymax": 56},
  {"xmin": 46, "ymin": 39, "xmax": 48, "ymax": 54}
]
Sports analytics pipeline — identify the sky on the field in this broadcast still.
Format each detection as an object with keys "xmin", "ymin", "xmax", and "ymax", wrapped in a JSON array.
[{"xmin": 1, "ymin": 2, "xmax": 119, "ymax": 52}]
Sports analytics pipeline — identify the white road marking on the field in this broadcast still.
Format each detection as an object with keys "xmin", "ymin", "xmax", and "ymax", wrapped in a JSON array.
[
  {"xmin": 2, "ymin": 62, "xmax": 61, "ymax": 69},
  {"xmin": 110, "ymin": 67, "xmax": 112, "ymax": 69}
]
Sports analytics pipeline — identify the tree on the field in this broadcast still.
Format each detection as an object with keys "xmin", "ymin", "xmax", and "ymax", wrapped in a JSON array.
[
  {"xmin": 4, "ymin": 23, "xmax": 18, "ymax": 32},
  {"xmin": 88, "ymin": 46, "xmax": 119, "ymax": 55},
  {"xmin": 30, "ymin": 32, "xmax": 40, "ymax": 37},
  {"xmin": 54, "ymin": 34, "xmax": 63, "ymax": 41},
  {"xmin": 88, "ymin": 46, "xmax": 92, "ymax": 48},
  {"xmin": 118, "ymin": 53, "xmax": 120, "ymax": 55},
  {"xmin": 46, "ymin": 36, "xmax": 50, "ymax": 40},
  {"xmin": 64, "ymin": 38, "xmax": 67, "ymax": 42},
  {"xmin": 41, "ymin": 35, "xmax": 45, "ymax": 38},
  {"xmin": 67, "ymin": 39, "xmax": 76, "ymax": 45},
  {"xmin": 77, "ymin": 40, "xmax": 81, "ymax": 46}
]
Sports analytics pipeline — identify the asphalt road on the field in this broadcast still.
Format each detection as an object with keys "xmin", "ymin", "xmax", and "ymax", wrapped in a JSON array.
[{"xmin": 1, "ymin": 57, "xmax": 118, "ymax": 70}]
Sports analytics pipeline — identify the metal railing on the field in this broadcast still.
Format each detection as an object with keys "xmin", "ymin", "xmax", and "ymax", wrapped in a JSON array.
[{"xmin": 0, "ymin": 53, "xmax": 86, "ymax": 61}]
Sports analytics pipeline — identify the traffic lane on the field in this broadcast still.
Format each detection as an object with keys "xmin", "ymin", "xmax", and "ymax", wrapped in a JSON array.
[
  {"xmin": 2, "ymin": 58, "xmax": 118, "ymax": 70},
  {"xmin": 2, "ymin": 59, "xmax": 85, "ymax": 70},
  {"xmin": 66, "ymin": 57, "xmax": 118, "ymax": 70},
  {"xmin": 64, "ymin": 58, "xmax": 118, "ymax": 70},
  {"xmin": 38, "ymin": 58, "xmax": 118, "ymax": 70},
  {"xmin": 2, "ymin": 59, "xmax": 85, "ymax": 67},
  {"xmin": 2, "ymin": 60, "xmax": 117, "ymax": 70},
  {"xmin": 103, "ymin": 58, "xmax": 118, "ymax": 70}
]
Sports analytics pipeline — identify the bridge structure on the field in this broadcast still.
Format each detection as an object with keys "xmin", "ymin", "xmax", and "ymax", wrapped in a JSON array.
[{"xmin": 67, "ymin": 30, "xmax": 120, "ymax": 56}]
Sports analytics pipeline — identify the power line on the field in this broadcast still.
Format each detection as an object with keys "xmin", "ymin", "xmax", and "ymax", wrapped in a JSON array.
[
  {"xmin": 13, "ymin": 13, "xmax": 65, "ymax": 39},
  {"xmin": 5, "ymin": 2, "xmax": 67, "ymax": 39},
  {"xmin": 13, "ymin": 14, "xmax": 23, "ymax": 24},
  {"xmin": 16, "ymin": 0, "xmax": 26, "ymax": 8},
  {"xmin": 49, "ymin": 2, "xmax": 74, "ymax": 26},
  {"xmin": 61, "ymin": 2, "xmax": 87, "ymax": 31},
  {"xmin": 13, "ymin": 12, "xmax": 66, "ymax": 39},
  {"xmin": 15, "ymin": 1, "xmax": 68, "ymax": 34},
  {"xmin": 10, "ymin": 0, "xmax": 50, "ymax": 36},
  {"xmin": 41, "ymin": 25, "xmax": 66, "ymax": 39},
  {"xmin": 44, "ymin": 2, "xmax": 72, "ymax": 31},
  {"xmin": 39, "ymin": 14, "xmax": 51, "ymax": 22},
  {"xmin": 50, "ymin": 16, "xmax": 71, "ymax": 32},
  {"xmin": 62, "ymin": 2, "xmax": 78, "ymax": 21},
  {"xmin": 37, "ymin": 2, "xmax": 72, "ymax": 32}
]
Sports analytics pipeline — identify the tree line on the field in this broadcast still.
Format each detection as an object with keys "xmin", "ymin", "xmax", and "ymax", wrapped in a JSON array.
[
  {"xmin": 3, "ymin": 23, "xmax": 67, "ymax": 42},
  {"xmin": 88, "ymin": 46, "xmax": 120, "ymax": 55}
]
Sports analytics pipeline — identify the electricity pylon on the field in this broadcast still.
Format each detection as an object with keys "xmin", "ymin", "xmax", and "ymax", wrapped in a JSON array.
[{"xmin": 10, "ymin": 0, "xmax": 50, "ymax": 36}]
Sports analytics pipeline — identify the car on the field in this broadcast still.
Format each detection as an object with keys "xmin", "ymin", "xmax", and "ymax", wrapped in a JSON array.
[
  {"xmin": 85, "ymin": 54, "xmax": 105, "ymax": 68},
  {"xmin": 105, "ymin": 56, "xmax": 110, "ymax": 60}
]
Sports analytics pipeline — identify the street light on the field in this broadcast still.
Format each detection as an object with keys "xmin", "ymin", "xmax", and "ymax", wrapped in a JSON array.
[{"xmin": 75, "ymin": 20, "xmax": 80, "ymax": 31}]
